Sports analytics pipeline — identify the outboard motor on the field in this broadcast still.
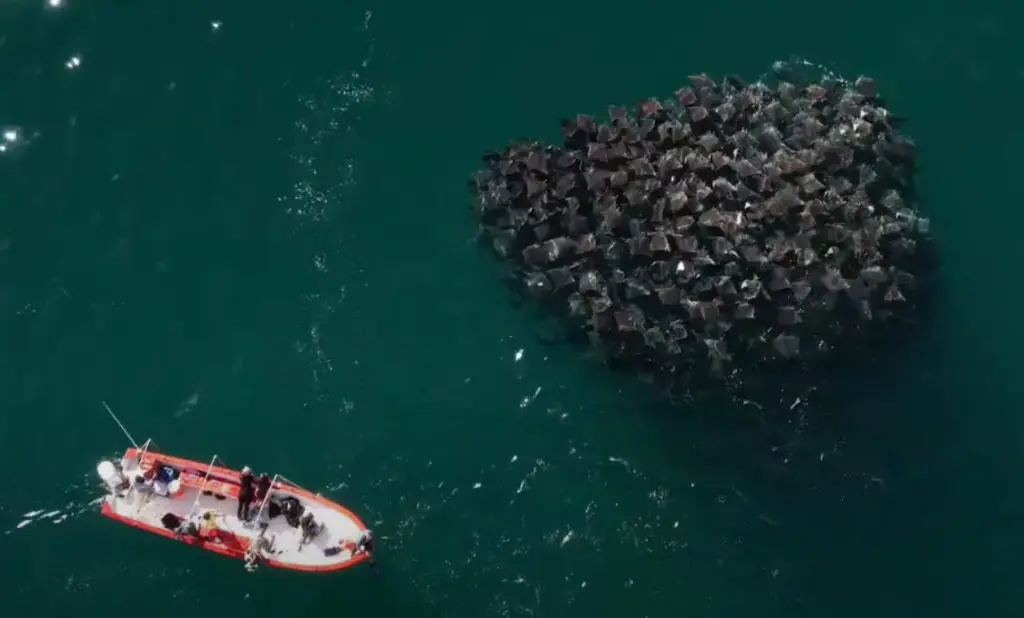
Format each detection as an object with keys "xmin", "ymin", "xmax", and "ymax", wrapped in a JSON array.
[{"xmin": 97, "ymin": 460, "xmax": 127, "ymax": 493}]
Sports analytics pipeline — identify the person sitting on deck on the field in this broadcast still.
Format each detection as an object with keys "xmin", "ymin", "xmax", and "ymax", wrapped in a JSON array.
[
  {"xmin": 174, "ymin": 518, "xmax": 201, "ymax": 541},
  {"xmin": 237, "ymin": 466, "xmax": 255, "ymax": 522},
  {"xmin": 254, "ymin": 531, "xmax": 276, "ymax": 556},
  {"xmin": 164, "ymin": 512, "xmax": 200, "ymax": 541},
  {"xmin": 133, "ymin": 474, "xmax": 157, "ymax": 504},
  {"xmin": 149, "ymin": 464, "xmax": 173, "ymax": 497},
  {"xmin": 134, "ymin": 462, "xmax": 169, "ymax": 496},
  {"xmin": 297, "ymin": 512, "xmax": 323, "ymax": 551},
  {"xmin": 244, "ymin": 530, "xmax": 277, "ymax": 572},
  {"xmin": 199, "ymin": 510, "xmax": 220, "ymax": 539},
  {"xmin": 279, "ymin": 496, "xmax": 304, "ymax": 528}
]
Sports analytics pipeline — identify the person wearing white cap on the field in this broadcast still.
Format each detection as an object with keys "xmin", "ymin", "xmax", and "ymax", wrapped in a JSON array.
[{"xmin": 237, "ymin": 466, "xmax": 255, "ymax": 521}]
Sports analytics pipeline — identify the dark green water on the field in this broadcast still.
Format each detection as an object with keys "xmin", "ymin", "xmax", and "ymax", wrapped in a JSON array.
[{"xmin": 2, "ymin": 1, "xmax": 1023, "ymax": 616}]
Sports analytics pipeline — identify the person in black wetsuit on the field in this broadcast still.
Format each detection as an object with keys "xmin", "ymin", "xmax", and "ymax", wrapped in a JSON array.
[
  {"xmin": 356, "ymin": 529, "xmax": 375, "ymax": 566},
  {"xmin": 254, "ymin": 473, "xmax": 271, "ymax": 504},
  {"xmin": 237, "ymin": 466, "xmax": 255, "ymax": 521}
]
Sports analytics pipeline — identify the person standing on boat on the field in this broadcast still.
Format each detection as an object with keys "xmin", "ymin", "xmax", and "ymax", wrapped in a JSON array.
[
  {"xmin": 254, "ymin": 473, "xmax": 271, "ymax": 504},
  {"xmin": 237, "ymin": 466, "xmax": 255, "ymax": 522},
  {"xmin": 356, "ymin": 529, "xmax": 375, "ymax": 566}
]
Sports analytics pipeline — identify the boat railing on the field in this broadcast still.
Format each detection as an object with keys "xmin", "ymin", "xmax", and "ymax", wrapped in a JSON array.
[
  {"xmin": 252, "ymin": 473, "xmax": 282, "ymax": 524},
  {"xmin": 120, "ymin": 438, "xmax": 152, "ymax": 502},
  {"xmin": 275, "ymin": 474, "xmax": 311, "ymax": 495},
  {"xmin": 101, "ymin": 401, "xmax": 153, "ymax": 507},
  {"xmin": 187, "ymin": 454, "xmax": 220, "ymax": 517},
  {"xmin": 251, "ymin": 474, "xmax": 318, "ymax": 517}
]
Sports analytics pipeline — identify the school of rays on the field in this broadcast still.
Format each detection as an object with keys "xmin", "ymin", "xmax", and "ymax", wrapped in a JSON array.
[{"xmin": 470, "ymin": 72, "xmax": 938, "ymax": 392}]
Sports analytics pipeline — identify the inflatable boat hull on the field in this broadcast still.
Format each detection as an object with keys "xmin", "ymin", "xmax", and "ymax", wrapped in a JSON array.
[{"xmin": 99, "ymin": 448, "xmax": 371, "ymax": 572}]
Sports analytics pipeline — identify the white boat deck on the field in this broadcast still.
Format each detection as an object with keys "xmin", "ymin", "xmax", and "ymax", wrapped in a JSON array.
[{"xmin": 105, "ymin": 478, "xmax": 365, "ymax": 569}]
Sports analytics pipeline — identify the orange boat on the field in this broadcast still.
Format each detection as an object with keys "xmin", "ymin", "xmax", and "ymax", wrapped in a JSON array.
[{"xmin": 96, "ymin": 440, "xmax": 374, "ymax": 573}]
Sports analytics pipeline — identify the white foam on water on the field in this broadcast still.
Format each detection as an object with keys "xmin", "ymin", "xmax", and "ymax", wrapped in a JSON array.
[
  {"xmin": 559, "ymin": 530, "xmax": 575, "ymax": 546},
  {"xmin": 759, "ymin": 57, "xmax": 853, "ymax": 89},
  {"xmin": 285, "ymin": 14, "xmax": 380, "ymax": 401},
  {"xmin": 341, "ymin": 394, "xmax": 717, "ymax": 615},
  {"xmin": 510, "ymin": 459, "xmax": 545, "ymax": 502},
  {"xmin": 286, "ymin": 66, "xmax": 378, "ymax": 225},
  {"xmin": 518, "ymin": 386, "xmax": 542, "ymax": 409}
]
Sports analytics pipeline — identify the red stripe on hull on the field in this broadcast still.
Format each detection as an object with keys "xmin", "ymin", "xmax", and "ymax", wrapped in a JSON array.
[{"xmin": 102, "ymin": 448, "xmax": 372, "ymax": 572}]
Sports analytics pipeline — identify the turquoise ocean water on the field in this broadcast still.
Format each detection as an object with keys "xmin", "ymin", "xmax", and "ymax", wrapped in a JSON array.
[{"xmin": 2, "ymin": 1, "xmax": 1023, "ymax": 616}]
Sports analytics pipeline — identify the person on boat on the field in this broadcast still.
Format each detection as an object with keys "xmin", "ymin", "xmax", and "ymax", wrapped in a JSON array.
[
  {"xmin": 280, "ymin": 496, "xmax": 304, "ymax": 528},
  {"xmin": 297, "ymin": 512, "xmax": 322, "ymax": 551},
  {"xmin": 356, "ymin": 529, "xmax": 375, "ymax": 565},
  {"xmin": 244, "ymin": 530, "xmax": 276, "ymax": 572},
  {"xmin": 173, "ymin": 517, "xmax": 201, "ymax": 541},
  {"xmin": 255, "ymin": 531, "xmax": 275, "ymax": 555},
  {"xmin": 147, "ymin": 463, "xmax": 172, "ymax": 496},
  {"xmin": 200, "ymin": 510, "xmax": 220, "ymax": 539},
  {"xmin": 133, "ymin": 473, "xmax": 157, "ymax": 504},
  {"xmin": 254, "ymin": 473, "xmax": 271, "ymax": 503},
  {"xmin": 237, "ymin": 466, "xmax": 255, "ymax": 521}
]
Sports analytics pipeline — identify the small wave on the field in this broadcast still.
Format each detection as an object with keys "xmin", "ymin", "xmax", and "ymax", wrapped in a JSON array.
[{"xmin": 758, "ymin": 57, "xmax": 853, "ymax": 88}]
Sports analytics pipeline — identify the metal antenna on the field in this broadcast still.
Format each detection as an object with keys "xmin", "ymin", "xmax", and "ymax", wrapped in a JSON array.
[{"xmin": 102, "ymin": 401, "xmax": 141, "ymax": 450}]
